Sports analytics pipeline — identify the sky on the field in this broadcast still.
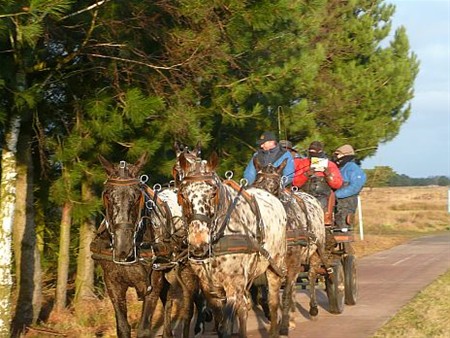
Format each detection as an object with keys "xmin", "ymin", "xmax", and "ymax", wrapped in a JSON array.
[{"xmin": 362, "ymin": 0, "xmax": 450, "ymax": 178}]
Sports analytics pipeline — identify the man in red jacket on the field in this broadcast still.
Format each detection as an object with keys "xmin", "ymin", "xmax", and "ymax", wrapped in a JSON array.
[{"xmin": 293, "ymin": 141, "xmax": 343, "ymax": 224}]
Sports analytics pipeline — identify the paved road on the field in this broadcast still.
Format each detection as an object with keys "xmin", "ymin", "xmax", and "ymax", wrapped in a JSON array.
[{"xmin": 196, "ymin": 232, "xmax": 450, "ymax": 338}]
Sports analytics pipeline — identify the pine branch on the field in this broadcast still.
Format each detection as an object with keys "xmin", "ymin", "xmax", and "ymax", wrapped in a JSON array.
[
  {"xmin": 59, "ymin": 0, "xmax": 112, "ymax": 20},
  {"xmin": 83, "ymin": 53, "xmax": 185, "ymax": 71}
]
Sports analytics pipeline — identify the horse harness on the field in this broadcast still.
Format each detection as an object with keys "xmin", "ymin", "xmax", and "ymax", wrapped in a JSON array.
[
  {"xmin": 179, "ymin": 174, "xmax": 285, "ymax": 277},
  {"xmin": 91, "ymin": 177, "xmax": 181, "ymax": 266}
]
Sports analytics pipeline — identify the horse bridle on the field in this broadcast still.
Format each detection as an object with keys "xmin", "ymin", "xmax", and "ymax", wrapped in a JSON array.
[
  {"xmin": 103, "ymin": 177, "xmax": 174, "ymax": 264},
  {"xmin": 102, "ymin": 178, "xmax": 147, "ymax": 264}
]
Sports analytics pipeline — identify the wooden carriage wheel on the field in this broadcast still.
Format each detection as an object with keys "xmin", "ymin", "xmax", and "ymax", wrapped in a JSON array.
[
  {"xmin": 326, "ymin": 259, "xmax": 345, "ymax": 314},
  {"xmin": 344, "ymin": 254, "xmax": 358, "ymax": 305}
]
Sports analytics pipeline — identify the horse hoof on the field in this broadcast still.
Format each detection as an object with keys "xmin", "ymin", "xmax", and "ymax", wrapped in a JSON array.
[
  {"xmin": 194, "ymin": 323, "xmax": 204, "ymax": 335},
  {"xmin": 309, "ymin": 306, "xmax": 319, "ymax": 317},
  {"xmin": 137, "ymin": 329, "xmax": 151, "ymax": 338},
  {"xmin": 204, "ymin": 309, "xmax": 213, "ymax": 322},
  {"xmin": 280, "ymin": 328, "xmax": 289, "ymax": 336}
]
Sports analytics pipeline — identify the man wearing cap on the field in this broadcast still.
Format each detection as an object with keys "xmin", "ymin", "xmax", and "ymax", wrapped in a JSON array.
[
  {"xmin": 332, "ymin": 144, "xmax": 366, "ymax": 229},
  {"xmin": 243, "ymin": 131, "xmax": 295, "ymax": 185},
  {"xmin": 292, "ymin": 141, "xmax": 343, "ymax": 222}
]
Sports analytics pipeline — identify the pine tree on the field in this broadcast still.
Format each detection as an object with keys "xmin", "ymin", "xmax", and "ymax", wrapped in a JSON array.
[{"xmin": 0, "ymin": 1, "xmax": 74, "ymax": 334}]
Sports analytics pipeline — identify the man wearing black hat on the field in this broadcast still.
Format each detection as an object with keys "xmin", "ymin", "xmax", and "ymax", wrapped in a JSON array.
[
  {"xmin": 292, "ymin": 141, "xmax": 343, "ymax": 224},
  {"xmin": 243, "ymin": 131, "xmax": 295, "ymax": 185}
]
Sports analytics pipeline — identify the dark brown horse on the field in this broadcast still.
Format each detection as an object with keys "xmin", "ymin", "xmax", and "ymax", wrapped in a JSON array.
[
  {"xmin": 92, "ymin": 153, "xmax": 207, "ymax": 338},
  {"xmin": 252, "ymin": 157, "xmax": 328, "ymax": 336}
]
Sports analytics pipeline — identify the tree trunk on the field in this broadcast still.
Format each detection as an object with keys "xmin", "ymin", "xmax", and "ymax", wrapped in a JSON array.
[
  {"xmin": 11, "ymin": 131, "xmax": 42, "ymax": 337},
  {"xmin": 54, "ymin": 202, "xmax": 72, "ymax": 312},
  {"xmin": 0, "ymin": 115, "xmax": 21, "ymax": 337},
  {"xmin": 74, "ymin": 182, "xmax": 96, "ymax": 309}
]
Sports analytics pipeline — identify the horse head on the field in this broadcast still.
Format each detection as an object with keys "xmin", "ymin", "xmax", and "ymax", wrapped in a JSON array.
[
  {"xmin": 252, "ymin": 157, "xmax": 288, "ymax": 196},
  {"xmin": 172, "ymin": 141, "xmax": 202, "ymax": 186},
  {"xmin": 177, "ymin": 151, "xmax": 224, "ymax": 257},
  {"xmin": 99, "ymin": 152, "xmax": 152, "ymax": 264}
]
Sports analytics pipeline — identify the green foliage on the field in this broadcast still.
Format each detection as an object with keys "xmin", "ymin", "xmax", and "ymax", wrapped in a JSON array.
[
  {"xmin": 365, "ymin": 166, "xmax": 397, "ymax": 187},
  {"xmin": 389, "ymin": 175, "xmax": 450, "ymax": 187}
]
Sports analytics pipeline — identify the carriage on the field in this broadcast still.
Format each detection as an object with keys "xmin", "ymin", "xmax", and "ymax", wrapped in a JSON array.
[{"xmin": 250, "ymin": 158, "xmax": 358, "ymax": 319}]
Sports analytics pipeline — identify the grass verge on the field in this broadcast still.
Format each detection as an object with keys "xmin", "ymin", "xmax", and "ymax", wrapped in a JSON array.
[{"xmin": 372, "ymin": 269, "xmax": 450, "ymax": 338}]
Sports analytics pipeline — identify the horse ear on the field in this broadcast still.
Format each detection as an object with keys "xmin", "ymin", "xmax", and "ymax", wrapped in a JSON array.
[
  {"xmin": 98, "ymin": 155, "xmax": 115, "ymax": 176},
  {"xmin": 179, "ymin": 153, "xmax": 189, "ymax": 173},
  {"xmin": 253, "ymin": 156, "xmax": 261, "ymax": 172},
  {"xmin": 173, "ymin": 141, "xmax": 184, "ymax": 155},
  {"xmin": 131, "ymin": 152, "xmax": 149, "ymax": 176},
  {"xmin": 207, "ymin": 151, "xmax": 219, "ymax": 171},
  {"xmin": 277, "ymin": 158, "xmax": 288, "ymax": 174},
  {"xmin": 194, "ymin": 141, "xmax": 202, "ymax": 157}
]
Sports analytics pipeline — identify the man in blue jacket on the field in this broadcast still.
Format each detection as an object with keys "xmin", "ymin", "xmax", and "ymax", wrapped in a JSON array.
[
  {"xmin": 244, "ymin": 131, "xmax": 295, "ymax": 186},
  {"xmin": 333, "ymin": 144, "xmax": 366, "ymax": 229}
]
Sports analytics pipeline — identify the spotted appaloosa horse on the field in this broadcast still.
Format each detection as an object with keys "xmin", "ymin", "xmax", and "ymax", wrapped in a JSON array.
[
  {"xmin": 252, "ymin": 157, "xmax": 328, "ymax": 336},
  {"xmin": 93, "ymin": 153, "xmax": 206, "ymax": 338},
  {"xmin": 177, "ymin": 151, "xmax": 287, "ymax": 338}
]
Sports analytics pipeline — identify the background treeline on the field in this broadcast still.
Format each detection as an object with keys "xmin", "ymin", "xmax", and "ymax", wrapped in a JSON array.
[
  {"xmin": 0, "ymin": 0, "xmax": 419, "ymax": 336},
  {"xmin": 365, "ymin": 166, "xmax": 450, "ymax": 187}
]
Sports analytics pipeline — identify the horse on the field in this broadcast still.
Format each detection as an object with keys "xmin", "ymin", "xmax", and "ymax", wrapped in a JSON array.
[
  {"xmin": 251, "ymin": 157, "xmax": 329, "ymax": 336},
  {"xmin": 177, "ymin": 151, "xmax": 287, "ymax": 338},
  {"xmin": 92, "ymin": 153, "xmax": 206, "ymax": 338}
]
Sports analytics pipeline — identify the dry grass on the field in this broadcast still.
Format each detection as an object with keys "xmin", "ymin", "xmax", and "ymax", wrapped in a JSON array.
[
  {"xmin": 23, "ymin": 186, "xmax": 450, "ymax": 337},
  {"xmin": 352, "ymin": 186, "xmax": 449, "ymax": 258}
]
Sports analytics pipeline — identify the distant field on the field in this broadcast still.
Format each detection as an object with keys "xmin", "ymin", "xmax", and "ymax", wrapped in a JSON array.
[{"xmin": 352, "ymin": 186, "xmax": 449, "ymax": 257}]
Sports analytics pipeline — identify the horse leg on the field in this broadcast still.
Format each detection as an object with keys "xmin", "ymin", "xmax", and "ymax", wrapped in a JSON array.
[
  {"xmin": 221, "ymin": 295, "xmax": 238, "ymax": 338},
  {"xmin": 178, "ymin": 268, "xmax": 197, "ymax": 338},
  {"xmin": 137, "ymin": 270, "xmax": 166, "ymax": 338},
  {"xmin": 104, "ymin": 280, "xmax": 130, "ymax": 338},
  {"xmin": 259, "ymin": 284, "xmax": 271, "ymax": 320},
  {"xmin": 308, "ymin": 255, "xmax": 321, "ymax": 320},
  {"xmin": 194, "ymin": 289, "xmax": 212, "ymax": 336},
  {"xmin": 279, "ymin": 272, "xmax": 296, "ymax": 336},
  {"xmin": 236, "ymin": 292, "xmax": 251, "ymax": 338},
  {"xmin": 162, "ymin": 289, "xmax": 175, "ymax": 338},
  {"xmin": 266, "ymin": 270, "xmax": 283, "ymax": 338},
  {"xmin": 209, "ymin": 297, "xmax": 224, "ymax": 335}
]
